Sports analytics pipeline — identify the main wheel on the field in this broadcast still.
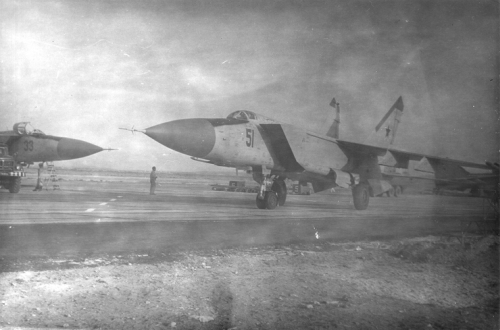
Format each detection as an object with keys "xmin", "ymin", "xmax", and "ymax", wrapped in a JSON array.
[
  {"xmin": 394, "ymin": 185, "xmax": 402, "ymax": 197},
  {"xmin": 9, "ymin": 177, "xmax": 21, "ymax": 194},
  {"xmin": 352, "ymin": 184, "xmax": 369, "ymax": 210},
  {"xmin": 256, "ymin": 195, "xmax": 266, "ymax": 209},
  {"xmin": 264, "ymin": 191, "xmax": 279, "ymax": 210},
  {"xmin": 386, "ymin": 188, "xmax": 394, "ymax": 197},
  {"xmin": 272, "ymin": 180, "xmax": 287, "ymax": 206}
]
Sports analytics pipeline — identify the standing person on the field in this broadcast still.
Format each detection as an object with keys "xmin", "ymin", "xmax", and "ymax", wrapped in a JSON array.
[
  {"xmin": 33, "ymin": 163, "xmax": 44, "ymax": 191},
  {"xmin": 150, "ymin": 166, "xmax": 157, "ymax": 195}
]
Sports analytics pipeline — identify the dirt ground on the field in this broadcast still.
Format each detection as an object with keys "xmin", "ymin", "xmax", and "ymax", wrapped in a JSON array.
[{"xmin": 0, "ymin": 235, "xmax": 498, "ymax": 330}]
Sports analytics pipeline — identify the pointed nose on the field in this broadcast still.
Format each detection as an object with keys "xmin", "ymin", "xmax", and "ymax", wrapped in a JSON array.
[
  {"xmin": 145, "ymin": 119, "xmax": 216, "ymax": 158},
  {"xmin": 57, "ymin": 138, "xmax": 103, "ymax": 160}
]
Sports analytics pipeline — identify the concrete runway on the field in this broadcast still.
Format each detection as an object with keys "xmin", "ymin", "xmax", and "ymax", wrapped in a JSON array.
[{"xmin": 0, "ymin": 178, "xmax": 495, "ymax": 258}]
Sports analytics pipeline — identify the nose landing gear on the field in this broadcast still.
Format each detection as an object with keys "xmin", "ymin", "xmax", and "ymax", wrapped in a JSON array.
[
  {"xmin": 256, "ymin": 191, "xmax": 279, "ymax": 209},
  {"xmin": 255, "ymin": 175, "xmax": 287, "ymax": 210}
]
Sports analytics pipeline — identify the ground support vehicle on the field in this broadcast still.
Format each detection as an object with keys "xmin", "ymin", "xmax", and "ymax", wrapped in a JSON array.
[
  {"xmin": 290, "ymin": 183, "xmax": 312, "ymax": 195},
  {"xmin": 211, "ymin": 181, "xmax": 259, "ymax": 193},
  {"xmin": 0, "ymin": 145, "xmax": 25, "ymax": 193}
]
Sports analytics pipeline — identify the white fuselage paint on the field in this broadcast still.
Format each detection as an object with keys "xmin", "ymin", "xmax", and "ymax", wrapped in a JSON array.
[
  {"xmin": 204, "ymin": 120, "xmax": 348, "ymax": 176},
  {"xmin": 206, "ymin": 122, "xmax": 277, "ymax": 169}
]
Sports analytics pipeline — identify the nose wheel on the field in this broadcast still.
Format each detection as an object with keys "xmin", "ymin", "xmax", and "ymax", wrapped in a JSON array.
[
  {"xmin": 272, "ymin": 179, "xmax": 287, "ymax": 206},
  {"xmin": 255, "ymin": 174, "xmax": 285, "ymax": 210},
  {"xmin": 256, "ymin": 191, "xmax": 279, "ymax": 209}
]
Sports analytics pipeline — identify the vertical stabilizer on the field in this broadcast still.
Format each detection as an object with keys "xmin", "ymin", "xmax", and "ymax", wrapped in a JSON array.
[
  {"xmin": 326, "ymin": 97, "xmax": 340, "ymax": 139},
  {"xmin": 374, "ymin": 96, "xmax": 404, "ymax": 145}
]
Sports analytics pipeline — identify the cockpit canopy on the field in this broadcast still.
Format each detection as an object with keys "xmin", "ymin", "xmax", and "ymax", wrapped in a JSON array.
[
  {"xmin": 13, "ymin": 122, "xmax": 45, "ymax": 136},
  {"xmin": 226, "ymin": 110, "xmax": 276, "ymax": 123},
  {"xmin": 226, "ymin": 110, "xmax": 257, "ymax": 120}
]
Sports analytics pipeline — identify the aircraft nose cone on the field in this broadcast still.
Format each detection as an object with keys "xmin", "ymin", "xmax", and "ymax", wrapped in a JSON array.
[
  {"xmin": 57, "ymin": 138, "xmax": 103, "ymax": 160},
  {"xmin": 145, "ymin": 119, "xmax": 216, "ymax": 158}
]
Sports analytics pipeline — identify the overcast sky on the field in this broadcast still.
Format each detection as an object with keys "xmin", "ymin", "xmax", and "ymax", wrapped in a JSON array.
[{"xmin": 0, "ymin": 0, "xmax": 498, "ymax": 172}]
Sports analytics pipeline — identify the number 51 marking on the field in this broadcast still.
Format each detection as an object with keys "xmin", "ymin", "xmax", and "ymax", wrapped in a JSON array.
[{"xmin": 246, "ymin": 128, "xmax": 254, "ymax": 147}]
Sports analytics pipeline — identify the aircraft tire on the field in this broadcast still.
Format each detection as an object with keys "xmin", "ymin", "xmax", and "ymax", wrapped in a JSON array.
[
  {"xmin": 264, "ymin": 191, "xmax": 279, "ymax": 210},
  {"xmin": 256, "ymin": 195, "xmax": 266, "ymax": 209},
  {"xmin": 394, "ymin": 186, "xmax": 402, "ymax": 197},
  {"xmin": 352, "ymin": 184, "xmax": 369, "ymax": 210},
  {"xmin": 386, "ymin": 188, "xmax": 394, "ymax": 197},
  {"xmin": 272, "ymin": 180, "xmax": 287, "ymax": 206},
  {"xmin": 9, "ymin": 177, "xmax": 21, "ymax": 194}
]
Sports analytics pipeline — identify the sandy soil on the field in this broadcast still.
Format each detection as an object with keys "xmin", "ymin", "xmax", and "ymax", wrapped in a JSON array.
[{"xmin": 0, "ymin": 235, "xmax": 498, "ymax": 330}]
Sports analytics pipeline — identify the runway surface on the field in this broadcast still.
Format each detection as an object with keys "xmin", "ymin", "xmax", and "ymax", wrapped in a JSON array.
[{"xmin": 0, "ymin": 178, "xmax": 495, "ymax": 258}]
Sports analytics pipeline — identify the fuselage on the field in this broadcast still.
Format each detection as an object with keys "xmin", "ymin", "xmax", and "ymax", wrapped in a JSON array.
[
  {"xmin": 8, "ymin": 134, "xmax": 103, "ymax": 163},
  {"xmin": 0, "ymin": 122, "xmax": 103, "ymax": 163},
  {"xmin": 145, "ymin": 117, "xmax": 276, "ymax": 168},
  {"xmin": 144, "ymin": 110, "xmax": 350, "ymax": 185}
]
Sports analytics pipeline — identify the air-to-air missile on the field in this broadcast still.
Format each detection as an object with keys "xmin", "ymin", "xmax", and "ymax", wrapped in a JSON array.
[{"xmin": 0, "ymin": 122, "xmax": 106, "ymax": 164}]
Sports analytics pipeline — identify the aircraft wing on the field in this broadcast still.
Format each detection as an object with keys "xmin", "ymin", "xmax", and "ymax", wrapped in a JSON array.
[
  {"xmin": 379, "ymin": 149, "xmax": 497, "ymax": 193},
  {"xmin": 382, "ymin": 148, "xmax": 492, "ymax": 185},
  {"xmin": 431, "ymin": 174, "xmax": 499, "ymax": 191},
  {"xmin": 387, "ymin": 149, "xmax": 490, "ymax": 169},
  {"xmin": 379, "ymin": 170, "xmax": 494, "ymax": 184},
  {"xmin": 258, "ymin": 123, "xmax": 496, "ymax": 194},
  {"xmin": 335, "ymin": 140, "xmax": 388, "ymax": 157},
  {"xmin": 258, "ymin": 125, "xmax": 393, "ymax": 194}
]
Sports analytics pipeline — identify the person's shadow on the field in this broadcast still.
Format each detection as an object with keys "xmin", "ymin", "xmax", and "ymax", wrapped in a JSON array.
[{"xmin": 211, "ymin": 280, "xmax": 234, "ymax": 329}]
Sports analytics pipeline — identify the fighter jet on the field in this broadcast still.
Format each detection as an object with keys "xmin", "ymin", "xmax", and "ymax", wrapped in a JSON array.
[
  {"xmin": 121, "ymin": 96, "xmax": 493, "ymax": 210},
  {"xmin": 0, "ymin": 122, "xmax": 105, "ymax": 165}
]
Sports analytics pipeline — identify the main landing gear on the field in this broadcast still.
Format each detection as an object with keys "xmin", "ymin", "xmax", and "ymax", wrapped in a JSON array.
[
  {"xmin": 352, "ymin": 184, "xmax": 370, "ymax": 210},
  {"xmin": 256, "ymin": 175, "xmax": 287, "ymax": 210}
]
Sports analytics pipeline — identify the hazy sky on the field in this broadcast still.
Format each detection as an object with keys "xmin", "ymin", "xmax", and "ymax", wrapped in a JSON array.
[{"xmin": 0, "ymin": 0, "xmax": 498, "ymax": 171}]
